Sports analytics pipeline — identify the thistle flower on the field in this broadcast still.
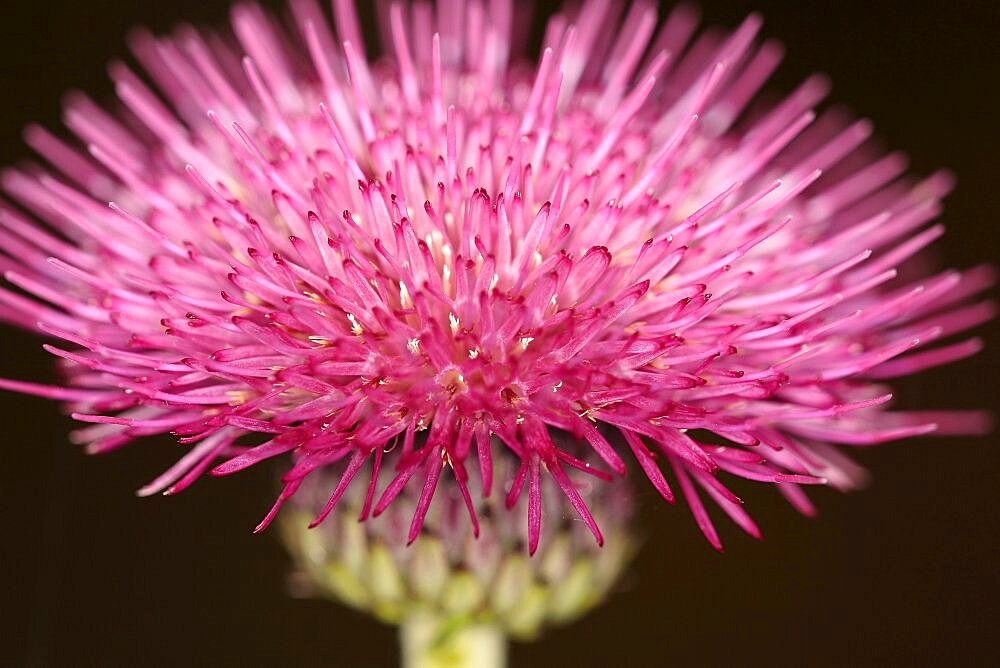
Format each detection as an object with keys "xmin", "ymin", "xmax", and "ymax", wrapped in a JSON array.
[{"xmin": 0, "ymin": 0, "xmax": 992, "ymax": 565}]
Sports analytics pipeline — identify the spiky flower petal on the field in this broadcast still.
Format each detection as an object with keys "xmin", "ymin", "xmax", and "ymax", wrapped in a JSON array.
[{"xmin": 0, "ymin": 0, "xmax": 991, "ymax": 553}]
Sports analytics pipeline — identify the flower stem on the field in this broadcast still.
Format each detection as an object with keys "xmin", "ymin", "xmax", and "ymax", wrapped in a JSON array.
[{"xmin": 400, "ymin": 611, "xmax": 507, "ymax": 668}]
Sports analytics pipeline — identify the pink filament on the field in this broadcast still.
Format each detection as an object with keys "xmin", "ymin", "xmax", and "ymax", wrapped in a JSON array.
[{"xmin": 0, "ymin": 0, "xmax": 992, "ymax": 551}]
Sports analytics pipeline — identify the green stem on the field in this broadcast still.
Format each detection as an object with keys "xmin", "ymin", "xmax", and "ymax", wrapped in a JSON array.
[{"xmin": 400, "ymin": 611, "xmax": 507, "ymax": 668}]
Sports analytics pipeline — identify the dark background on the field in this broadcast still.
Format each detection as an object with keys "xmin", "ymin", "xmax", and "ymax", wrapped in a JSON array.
[{"xmin": 1, "ymin": 0, "xmax": 997, "ymax": 666}]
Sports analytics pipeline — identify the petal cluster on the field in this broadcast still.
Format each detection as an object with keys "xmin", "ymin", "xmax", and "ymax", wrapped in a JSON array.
[{"xmin": 0, "ymin": 0, "xmax": 991, "ymax": 553}]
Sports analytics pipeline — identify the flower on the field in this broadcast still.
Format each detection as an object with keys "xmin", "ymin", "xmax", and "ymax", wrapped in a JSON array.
[{"xmin": 0, "ymin": 0, "xmax": 992, "ymax": 557}]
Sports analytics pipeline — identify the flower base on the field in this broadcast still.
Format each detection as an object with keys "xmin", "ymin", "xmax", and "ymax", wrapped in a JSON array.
[{"xmin": 401, "ymin": 611, "xmax": 506, "ymax": 668}]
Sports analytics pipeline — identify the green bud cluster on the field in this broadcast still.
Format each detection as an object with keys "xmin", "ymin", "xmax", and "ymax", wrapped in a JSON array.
[{"xmin": 280, "ymin": 465, "xmax": 636, "ymax": 640}]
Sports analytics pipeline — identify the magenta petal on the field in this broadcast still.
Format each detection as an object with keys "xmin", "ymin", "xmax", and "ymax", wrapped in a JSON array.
[{"xmin": 0, "ymin": 0, "xmax": 989, "ymax": 557}]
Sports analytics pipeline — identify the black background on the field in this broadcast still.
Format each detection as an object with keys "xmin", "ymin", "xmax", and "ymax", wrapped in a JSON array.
[{"xmin": 1, "ymin": 1, "xmax": 998, "ymax": 666}]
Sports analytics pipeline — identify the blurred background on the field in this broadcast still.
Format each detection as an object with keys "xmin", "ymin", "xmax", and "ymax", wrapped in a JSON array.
[{"xmin": 0, "ymin": 0, "xmax": 997, "ymax": 666}]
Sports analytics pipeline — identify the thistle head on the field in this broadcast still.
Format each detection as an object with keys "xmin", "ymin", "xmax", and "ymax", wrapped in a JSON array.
[{"xmin": 0, "ymin": 0, "xmax": 992, "ymax": 567}]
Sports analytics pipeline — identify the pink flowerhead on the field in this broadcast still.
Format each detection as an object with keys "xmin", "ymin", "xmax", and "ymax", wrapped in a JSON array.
[{"xmin": 0, "ymin": 0, "xmax": 992, "ymax": 555}]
